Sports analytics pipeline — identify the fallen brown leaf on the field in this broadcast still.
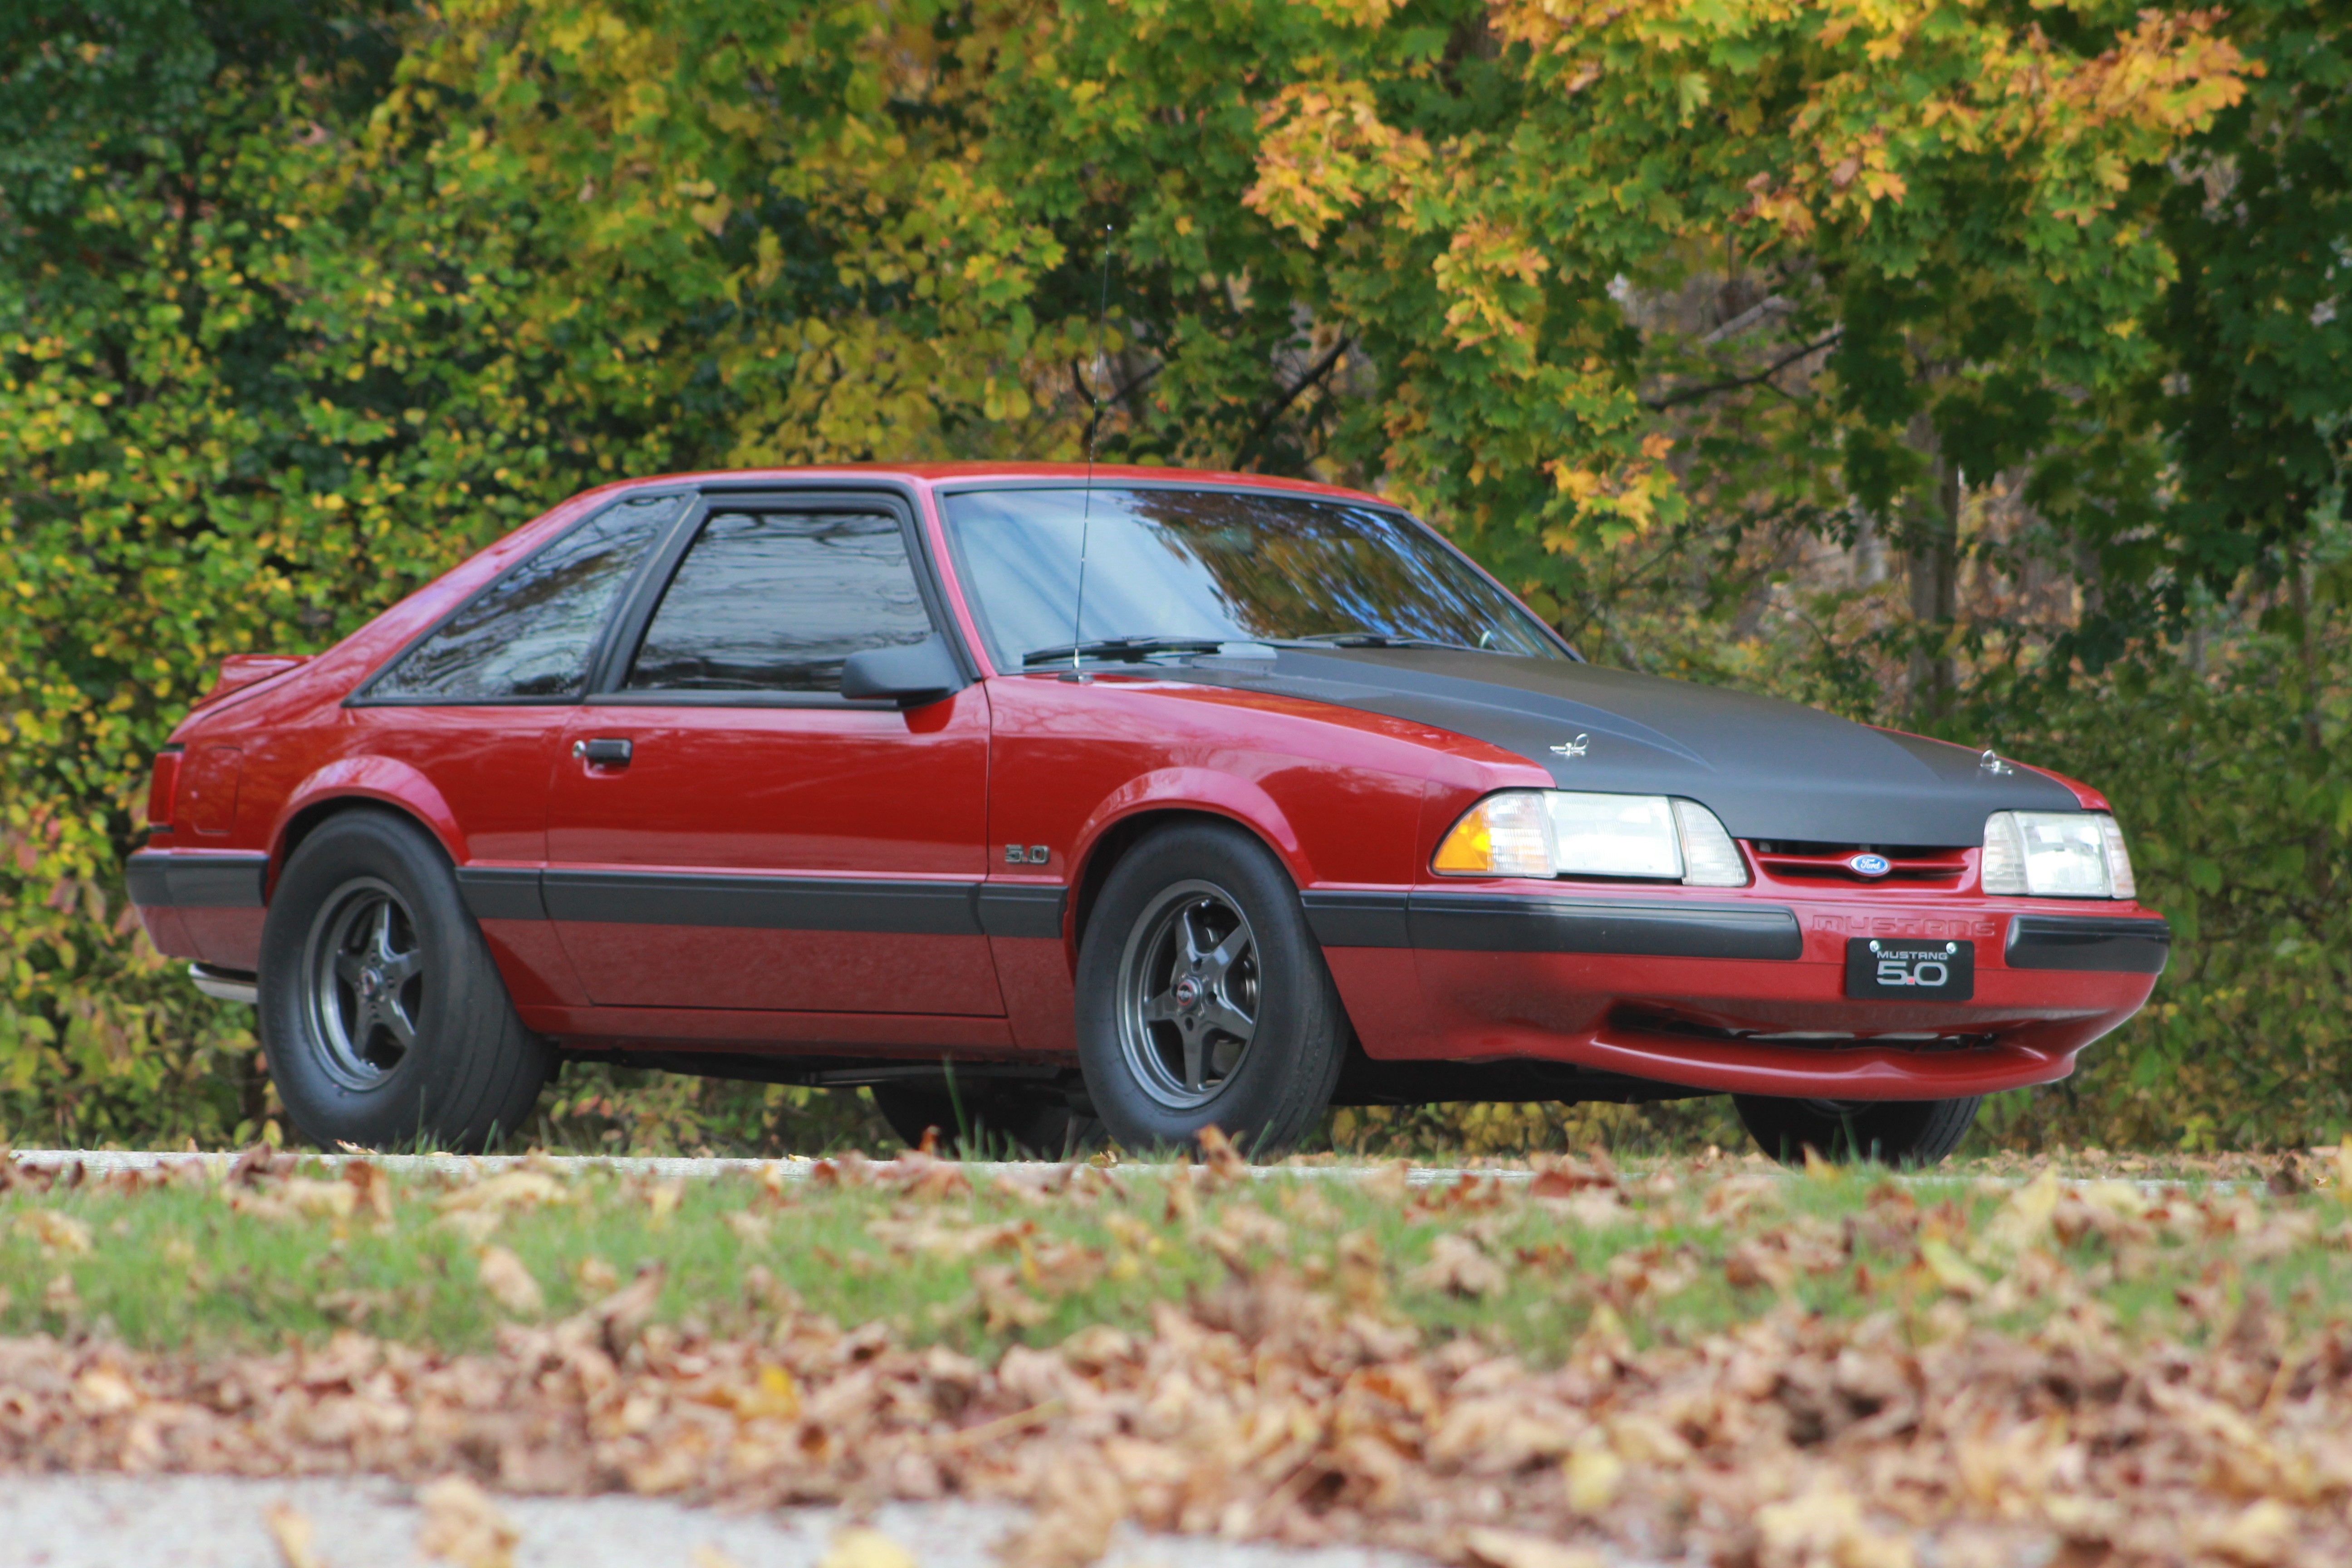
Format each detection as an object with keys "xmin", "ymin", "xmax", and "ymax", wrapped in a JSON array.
[
  {"xmin": 342, "ymin": 1159, "xmax": 394, "ymax": 1222},
  {"xmin": 586, "ymin": 1261, "xmax": 666, "ymax": 1353},
  {"xmin": 1411, "ymin": 1234, "xmax": 1506, "ymax": 1298},
  {"xmin": 1755, "ymin": 1479, "xmax": 1915, "ymax": 1568},
  {"xmin": 474, "ymin": 1245, "xmax": 544, "ymax": 1316},
  {"xmin": 416, "ymin": 1475, "xmax": 519, "ymax": 1568},
  {"xmin": 818, "ymin": 1524, "xmax": 919, "ymax": 1568},
  {"xmin": 265, "ymin": 1501, "xmax": 328, "ymax": 1568},
  {"xmin": 642, "ymin": 1178, "xmax": 685, "ymax": 1227},
  {"xmin": 437, "ymin": 1171, "xmax": 568, "ymax": 1216},
  {"xmin": 1461, "ymin": 1527, "xmax": 1604, "ymax": 1568},
  {"xmin": 1195, "ymin": 1123, "xmax": 1250, "ymax": 1181},
  {"xmin": 16, "ymin": 1209, "xmax": 93, "ymax": 1256}
]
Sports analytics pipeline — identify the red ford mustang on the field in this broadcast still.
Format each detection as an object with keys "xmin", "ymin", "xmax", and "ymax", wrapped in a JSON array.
[{"xmin": 129, "ymin": 465, "xmax": 2168, "ymax": 1164}]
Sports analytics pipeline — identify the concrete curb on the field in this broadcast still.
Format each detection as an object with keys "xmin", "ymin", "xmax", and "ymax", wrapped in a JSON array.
[{"xmin": 3, "ymin": 1147, "xmax": 2263, "ymax": 1197}]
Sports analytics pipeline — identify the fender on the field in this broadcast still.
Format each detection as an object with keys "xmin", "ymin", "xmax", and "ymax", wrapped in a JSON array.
[
  {"xmin": 2016, "ymin": 762, "xmax": 2110, "ymax": 813},
  {"xmin": 274, "ymin": 756, "xmax": 468, "ymax": 878},
  {"xmin": 1071, "ymin": 767, "xmax": 1315, "ymax": 893},
  {"xmin": 1866, "ymin": 722, "xmax": 2113, "ymax": 814}
]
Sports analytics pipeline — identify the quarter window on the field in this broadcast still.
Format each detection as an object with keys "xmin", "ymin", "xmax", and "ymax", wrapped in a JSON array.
[
  {"xmin": 624, "ymin": 511, "xmax": 934, "ymax": 695},
  {"xmin": 369, "ymin": 496, "xmax": 681, "ymax": 701}
]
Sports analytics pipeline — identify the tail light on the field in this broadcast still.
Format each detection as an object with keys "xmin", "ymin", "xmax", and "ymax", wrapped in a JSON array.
[{"xmin": 147, "ymin": 746, "xmax": 184, "ymax": 830}]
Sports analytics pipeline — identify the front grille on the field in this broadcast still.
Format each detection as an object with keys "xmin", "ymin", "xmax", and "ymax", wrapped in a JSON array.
[{"xmin": 1747, "ymin": 839, "xmax": 1968, "ymax": 886}]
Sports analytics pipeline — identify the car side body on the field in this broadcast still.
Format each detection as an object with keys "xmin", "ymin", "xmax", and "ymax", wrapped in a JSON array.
[{"xmin": 127, "ymin": 465, "xmax": 2169, "ymax": 1152}]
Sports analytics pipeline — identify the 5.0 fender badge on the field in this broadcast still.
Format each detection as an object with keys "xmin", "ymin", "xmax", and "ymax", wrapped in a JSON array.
[{"xmin": 1550, "ymin": 734, "xmax": 1591, "ymax": 759}]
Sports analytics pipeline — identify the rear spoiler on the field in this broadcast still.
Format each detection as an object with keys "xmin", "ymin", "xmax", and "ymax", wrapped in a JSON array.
[{"xmin": 192, "ymin": 654, "xmax": 309, "ymax": 708}]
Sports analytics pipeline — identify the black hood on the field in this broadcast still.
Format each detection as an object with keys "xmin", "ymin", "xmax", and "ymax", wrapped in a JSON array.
[{"xmin": 1158, "ymin": 647, "xmax": 2080, "ymax": 846}]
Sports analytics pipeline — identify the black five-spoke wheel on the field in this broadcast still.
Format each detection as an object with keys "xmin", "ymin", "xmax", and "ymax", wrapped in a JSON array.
[
  {"xmin": 1120, "ymin": 881, "xmax": 1260, "ymax": 1109},
  {"xmin": 260, "ymin": 809, "xmax": 549, "ymax": 1151},
  {"xmin": 305, "ymin": 879, "xmax": 425, "ymax": 1089},
  {"xmin": 1076, "ymin": 821, "xmax": 1347, "ymax": 1157}
]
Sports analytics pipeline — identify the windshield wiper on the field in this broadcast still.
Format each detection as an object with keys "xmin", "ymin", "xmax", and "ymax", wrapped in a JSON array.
[
  {"xmin": 1279, "ymin": 631, "xmax": 1482, "ymax": 653},
  {"xmin": 1021, "ymin": 636, "xmax": 1230, "ymax": 667}
]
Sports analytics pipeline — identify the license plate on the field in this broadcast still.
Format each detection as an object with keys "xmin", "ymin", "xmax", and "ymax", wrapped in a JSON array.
[{"xmin": 1845, "ymin": 938, "xmax": 1974, "ymax": 1000}]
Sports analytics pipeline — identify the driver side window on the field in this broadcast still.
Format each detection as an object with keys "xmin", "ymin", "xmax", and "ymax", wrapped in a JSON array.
[{"xmin": 623, "ymin": 511, "xmax": 935, "ymax": 696}]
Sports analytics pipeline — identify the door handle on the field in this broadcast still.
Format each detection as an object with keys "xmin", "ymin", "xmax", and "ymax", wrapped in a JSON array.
[{"xmin": 573, "ymin": 738, "xmax": 633, "ymax": 768}]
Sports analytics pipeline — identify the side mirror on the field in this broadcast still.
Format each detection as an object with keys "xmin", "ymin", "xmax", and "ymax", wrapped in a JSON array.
[{"xmin": 839, "ymin": 635, "xmax": 965, "ymax": 706}]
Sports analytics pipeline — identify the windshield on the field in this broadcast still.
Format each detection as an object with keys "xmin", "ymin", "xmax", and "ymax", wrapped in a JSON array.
[{"xmin": 938, "ymin": 487, "xmax": 1565, "ymax": 670}]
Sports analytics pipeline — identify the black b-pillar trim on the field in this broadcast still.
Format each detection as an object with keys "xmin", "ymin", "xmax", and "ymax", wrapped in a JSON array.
[{"xmin": 2004, "ymin": 914, "xmax": 2172, "ymax": 975}]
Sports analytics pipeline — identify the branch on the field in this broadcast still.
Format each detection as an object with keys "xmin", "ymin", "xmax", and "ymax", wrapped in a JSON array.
[
  {"xmin": 1112, "ymin": 360, "xmax": 1163, "ymax": 407},
  {"xmin": 1641, "ymin": 330, "xmax": 1842, "ymax": 413},
  {"xmin": 1229, "ymin": 337, "xmax": 1353, "ymax": 471},
  {"xmin": 1075, "ymin": 358, "xmax": 1166, "ymax": 448}
]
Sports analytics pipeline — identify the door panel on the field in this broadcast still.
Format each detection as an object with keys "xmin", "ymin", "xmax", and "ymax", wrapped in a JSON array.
[
  {"xmin": 545, "ymin": 695, "xmax": 997, "ymax": 1012},
  {"xmin": 543, "ymin": 503, "xmax": 996, "ymax": 1016}
]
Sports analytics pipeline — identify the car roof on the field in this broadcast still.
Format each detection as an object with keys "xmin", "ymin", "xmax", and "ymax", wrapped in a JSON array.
[{"xmin": 572, "ymin": 462, "xmax": 1394, "ymax": 510}]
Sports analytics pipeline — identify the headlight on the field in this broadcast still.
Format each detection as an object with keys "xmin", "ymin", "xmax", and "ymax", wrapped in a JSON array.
[
  {"xmin": 1433, "ymin": 791, "xmax": 1749, "ymax": 887},
  {"xmin": 1980, "ymin": 810, "xmax": 2137, "ymax": 898}
]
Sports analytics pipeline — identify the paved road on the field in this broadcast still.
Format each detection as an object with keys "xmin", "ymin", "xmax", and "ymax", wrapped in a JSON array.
[{"xmin": 1, "ymin": 1474, "xmax": 1442, "ymax": 1568}]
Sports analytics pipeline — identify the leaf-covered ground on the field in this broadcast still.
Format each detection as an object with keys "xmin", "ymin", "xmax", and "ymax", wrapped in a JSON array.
[{"xmin": 5, "ymin": 1145, "xmax": 2351, "ymax": 1567}]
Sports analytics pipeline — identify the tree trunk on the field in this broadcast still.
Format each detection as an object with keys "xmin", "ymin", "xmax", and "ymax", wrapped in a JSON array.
[
  {"xmin": 2287, "ymin": 544, "xmax": 2332, "ymax": 900},
  {"xmin": 1905, "ymin": 414, "xmax": 1960, "ymax": 721}
]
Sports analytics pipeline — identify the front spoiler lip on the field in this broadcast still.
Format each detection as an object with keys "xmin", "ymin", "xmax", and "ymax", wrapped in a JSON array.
[{"xmin": 1564, "ymin": 1023, "xmax": 2074, "ymax": 1100}]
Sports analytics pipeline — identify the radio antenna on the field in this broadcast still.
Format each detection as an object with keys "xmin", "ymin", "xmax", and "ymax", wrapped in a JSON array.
[{"xmin": 1070, "ymin": 224, "xmax": 1114, "ymax": 675}]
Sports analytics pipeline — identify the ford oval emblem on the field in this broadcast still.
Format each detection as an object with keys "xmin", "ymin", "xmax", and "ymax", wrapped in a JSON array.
[{"xmin": 1847, "ymin": 853, "xmax": 1892, "ymax": 878}]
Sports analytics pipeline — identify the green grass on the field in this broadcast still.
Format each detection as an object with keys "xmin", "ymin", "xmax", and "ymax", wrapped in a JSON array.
[{"xmin": 6, "ymin": 1152, "xmax": 2349, "ymax": 1362}]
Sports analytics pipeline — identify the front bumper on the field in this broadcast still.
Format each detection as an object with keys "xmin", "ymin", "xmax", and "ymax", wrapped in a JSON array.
[{"xmin": 1307, "ymin": 886, "xmax": 2169, "ymax": 1101}]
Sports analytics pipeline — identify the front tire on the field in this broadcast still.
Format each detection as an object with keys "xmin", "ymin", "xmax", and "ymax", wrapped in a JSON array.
[
  {"xmin": 1733, "ymin": 1094, "xmax": 1981, "ymax": 1168},
  {"xmin": 1075, "ymin": 822, "xmax": 1347, "ymax": 1159},
  {"xmin": 259, "ymin": 809, "xmax": 550, "ymax": 1151}
]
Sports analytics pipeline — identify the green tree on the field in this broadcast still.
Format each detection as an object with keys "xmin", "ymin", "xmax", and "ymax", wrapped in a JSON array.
[{"xmin": 2, "ymin": 0, "xmax": 2342, "ymax": 1153}]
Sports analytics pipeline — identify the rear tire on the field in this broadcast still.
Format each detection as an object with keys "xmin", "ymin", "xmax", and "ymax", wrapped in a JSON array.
[
  {"xmin": 258, "ymin": 809, "xmax": 550, "ymax": 1152},
  {"xmin": 868, "ymin": 1083, "xmax": 1100, "ymax": 1158},
  {"xmin": 1075, "ymin": 821, "xmax": 1347, "ymax": 1159},
  {"xmin": 1733, "ymin": 1094, "xmax": 1981, "ymax": 1168}
]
